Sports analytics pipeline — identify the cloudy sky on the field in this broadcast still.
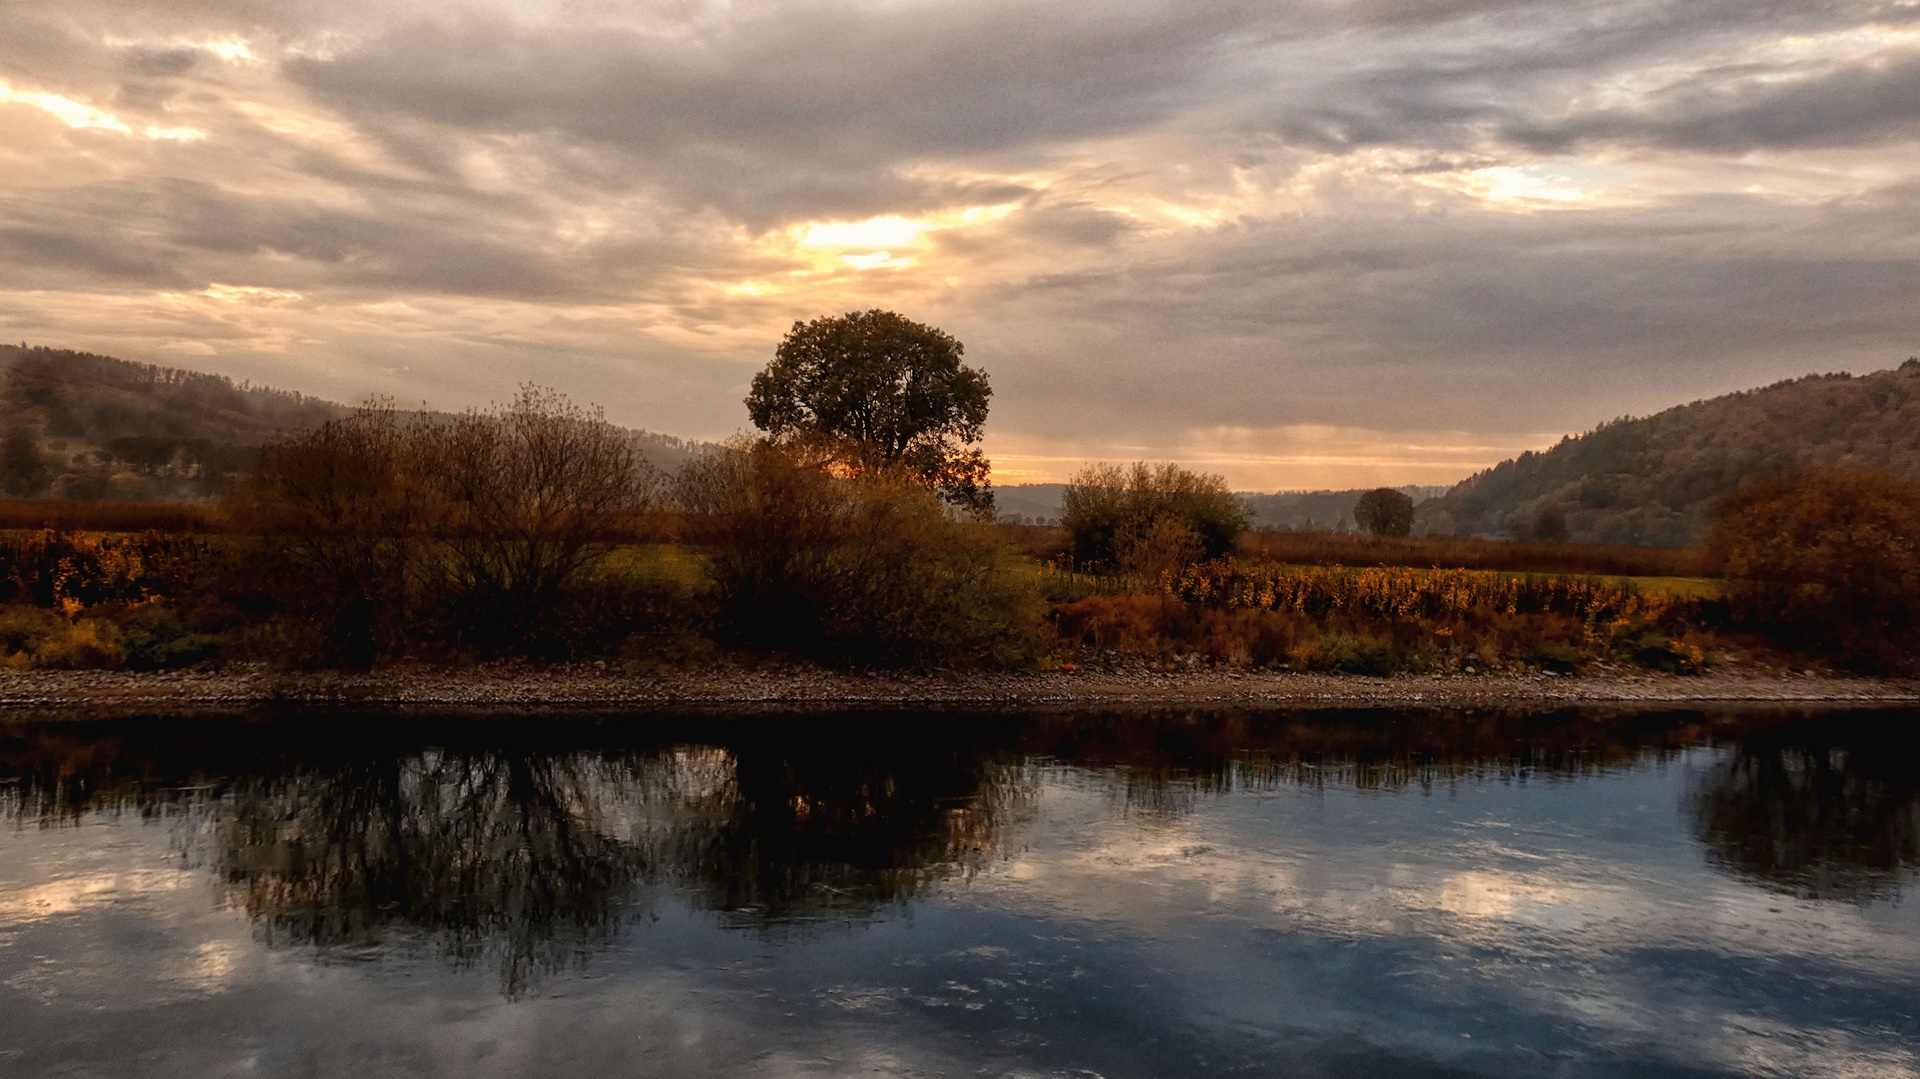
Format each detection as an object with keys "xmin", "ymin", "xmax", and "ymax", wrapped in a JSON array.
[{"xmin": 1, "ymin": 0, "xmax": 1916, "ymax": 486}]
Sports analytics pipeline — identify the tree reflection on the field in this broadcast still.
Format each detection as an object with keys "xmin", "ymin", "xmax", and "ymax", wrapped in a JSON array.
[
  {"xmin": 215, "ymin": 752, "xmax": 655, "ymax": 995},
  {"xmin": 0, "ymin": 715, "xmax": 1026, "ymax": 995},
  {"xmin": 1687, "ymin": 719, "xmax": 1920, "ymax": 902},
  {"xmin": 4, "ymin": 705, "xmax": 1916, "ymax": 996}
]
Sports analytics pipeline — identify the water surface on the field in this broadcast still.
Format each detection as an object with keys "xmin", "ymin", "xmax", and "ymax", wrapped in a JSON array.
[{"xmin": 2, "ymin": 706, "xmax": 1917, "ymax": 1077}]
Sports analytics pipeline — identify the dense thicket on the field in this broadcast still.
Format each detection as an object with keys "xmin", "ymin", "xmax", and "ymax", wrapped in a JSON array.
[
  {"xmin": 1060, "ymin": 462, "xmax": 1249, "ymax": 578},
  {"xmin": 1710, "ymin": 467, "xmax": 1920, "ymax": 672},
  {"xmin": 677, "ymin": 440, "xmax": 1039, "ymax": 666},
  {"xmin": 1421, "ymin": 359, "xmax": 1920, "ymax": 545},
  {"xmin": 233, "ymin": 391, "xmax": 653, "ymax": 664}
]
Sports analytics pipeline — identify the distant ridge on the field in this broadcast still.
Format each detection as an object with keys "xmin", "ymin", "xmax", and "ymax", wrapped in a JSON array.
[
  {"xmin": 0, "ymin": 344, "xmax": 709, "ymax": 501},
  {"xmin": 1420, "ymin": 359, "xmax": 1920, "ymax": 546},
  {"xmin": 1, "ymin": 344, "xmax": 344, "ymax": 446}
]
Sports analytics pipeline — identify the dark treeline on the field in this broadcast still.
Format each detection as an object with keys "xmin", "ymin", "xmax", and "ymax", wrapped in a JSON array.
[{"xmin": 4, "ymin": 706, "xmax": 1914, "ymax": 993}]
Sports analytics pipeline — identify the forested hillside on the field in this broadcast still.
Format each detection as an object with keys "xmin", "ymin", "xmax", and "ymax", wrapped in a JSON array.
[
  {"xmin": 0, "ymin": 345, "xmax": 709, "ymax": 501},
  {"xmin": 0, "ymin": 345, "xmax": 345, "ymax": 500},
  {"xmin": 1419, "ymin": 360, "xmax": 1920, "ymax": 545}
]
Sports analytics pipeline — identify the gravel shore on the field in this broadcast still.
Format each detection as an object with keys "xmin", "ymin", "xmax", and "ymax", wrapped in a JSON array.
[{"xmin": 1, "ymin": 662, "xmax": 1915, "ymax": 713}]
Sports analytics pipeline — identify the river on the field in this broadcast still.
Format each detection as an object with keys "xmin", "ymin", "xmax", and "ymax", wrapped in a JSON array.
[{"xmin": 2, "ymin": 706, "xmax": 1915, "ymax": 1077}]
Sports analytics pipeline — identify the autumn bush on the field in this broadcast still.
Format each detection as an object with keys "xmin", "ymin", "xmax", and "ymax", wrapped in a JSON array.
[
  {"xmin": 1060, "ymin": 462, "xmax": 1248, "ymax": 577},
  {"xmin": 1710, "ymin": 466, "xmax": 1920, "ymax": 671},
  {"xmin": 0, "ymin": 529, "xmax": 232, "ymax": 670},
  {"xmin": 677, "ymin": 440, "xmax": 1042, "ymax": 667}
]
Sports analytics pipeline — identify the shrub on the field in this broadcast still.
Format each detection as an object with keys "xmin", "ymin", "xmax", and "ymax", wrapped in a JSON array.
[
  {"xmin": 230, "ymin": 403, "xmax": 423, "ymax": 667},
  {"xmin": 414, "ymin": 387, "xmax": 653, "ymax": 654},
  {"xmin": 1630, "ymin": 634, "xmax": 1708, "ymax": 674},
  {"xmin": 678, "ymin": 440, "xmax": 1042, "ymax": 667},
  {"xmin": 0, "ymin": 609, "xmax": 125, "ymax": 669},
  {"xmin": 1060, "ymin": 462, "xmax": 1248, "ymax": 574},
  {"xmin": 1710, "ymin": 466, "xmax": 1920, "ymax": 671},
  {"xmin": 1295, "ymin": 631, "xmax": 1401, "ymax": 675},
  {"xmin": 1525, "ymin": 640, "xmax": 1583, "ymax": 673},
  {"xmin": 119, "ymin": 605, "xmax": 221, "ymax": 671},
  {"xmin": 1052, "ymin": 594, "xmax": 1176, "ymax": 655},
  {"xmin": 233, "ymin": 389, "xmax": 653, "ymax": 664}
]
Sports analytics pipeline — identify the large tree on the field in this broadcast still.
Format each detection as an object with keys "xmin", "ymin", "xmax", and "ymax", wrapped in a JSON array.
[{"xmin": 745, "ymin": 310, "xmax": 993, "ymax": 513}]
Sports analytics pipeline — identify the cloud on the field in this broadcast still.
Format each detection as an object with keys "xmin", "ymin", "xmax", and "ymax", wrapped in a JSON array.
[{"xmin": 0, "ymin": 0, "xmax": 1917, "ymax": 485}]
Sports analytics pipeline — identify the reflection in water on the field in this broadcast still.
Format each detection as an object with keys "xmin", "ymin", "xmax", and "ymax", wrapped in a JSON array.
[
  {"xmin": 3, "ymin": 707, "xmax": 1918, "ymax": 997},
  {"xmin": 1, "ymin": 717, "xmax": 1025, "ymax": 995},
  {"xmin": 216, "ymin": 753, "xmax": 655, "ymax": 994},
  {"xmin": 1688, "ymin": 723, "xmax": 1920, "ymax": 902}
]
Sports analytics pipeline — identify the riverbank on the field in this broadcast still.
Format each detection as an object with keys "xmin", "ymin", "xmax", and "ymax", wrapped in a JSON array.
[{"xmin": 0, "ymin": 661, "xmax": 1915, "ymax": 712}]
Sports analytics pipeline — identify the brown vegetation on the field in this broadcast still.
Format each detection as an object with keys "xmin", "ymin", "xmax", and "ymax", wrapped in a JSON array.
[
  {"xmin": 0, "ymin": 498, "xmax": 229, "ymax": 534},
  {"xmin": 1711, "ymin": 466, "xmax": 1920, "ymax": 672},
  {"xmin": 1052, "ymin": 561, "xmax": 1706, "ymax": 676},
  {"xmin": 1238, "ymin": 529, "xmax": 1709, "ymax": 577},
  {"xmin": 676, "ymin": 439, "xmax": 1040, "ymax": 666},
  {"xmin": 0, "ymin": 350, "xmax": 1911, "ymax": 678},
  {"xmin": 230, "ymin": 390, "xmax": 655, "ymax": 665},
  {"xmin": 1060, "ymin": 461, "xmax": 1249, "ymax": 575}
]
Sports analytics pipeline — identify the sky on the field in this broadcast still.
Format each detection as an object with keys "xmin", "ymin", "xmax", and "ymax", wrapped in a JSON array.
[{"xmin": 1, "ymin": 0, "xmax": 1916, "ymax": 488}]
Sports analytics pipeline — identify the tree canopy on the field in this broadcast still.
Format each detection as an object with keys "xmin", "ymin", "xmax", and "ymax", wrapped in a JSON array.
[
  {"xmin": 745, "ymin": 310, "xmax": 993, "ymax": 512},
  {"xmin": 1353, "ymin": 488, "xmax": 1414, "ymax": 537}
]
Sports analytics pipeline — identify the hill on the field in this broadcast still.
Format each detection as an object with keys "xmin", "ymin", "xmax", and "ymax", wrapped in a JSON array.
[
  {"xmin": 0, "ymin": 345, "xmax": 709, "ymax": 501},
  {"xmin": 1419, "ymin": 359, "xmax": 1920, "ymax": 545},
  {"xmin": 0, "ymin": 345, "xmax": 347, "ymax": 500}
]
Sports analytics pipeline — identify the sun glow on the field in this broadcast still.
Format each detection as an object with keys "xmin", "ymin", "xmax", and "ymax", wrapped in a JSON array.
[
  {"xmin": 199, "ymin": 283, "xmax": 305, "ymax": 305},
  {"xmin": 796, "ymin": 215, "xmax": 928, "ymax": 250},
  {"xmin": 0, "ymin": 82, "xmax": 205, "ymax": 141}
]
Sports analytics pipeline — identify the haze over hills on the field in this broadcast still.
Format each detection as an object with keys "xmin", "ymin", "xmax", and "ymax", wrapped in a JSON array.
[
  {"xmin": 1418, "ymin": 359, "xmax": 1920, "ymax": 546},
  {"xmin": 0, "ymin": 345, "xmax": 707, "ymax": 501}
]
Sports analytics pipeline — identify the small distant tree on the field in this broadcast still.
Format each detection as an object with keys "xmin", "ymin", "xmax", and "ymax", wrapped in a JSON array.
[
  {"xmin": 1060, "ymin": 462, "xmax": 1248, "ymax": 574},
  {"xmin": 1353, "ymin": 488, "xmax": 1414, "ymax": 537},
  {"xmin": 1531, "ymin": 500, "xmax": 1570, "ymax": 543},
  {"xmin": 745, "ymin": 310, "xmax": 993, "ymax": 514},
  {"xmin": 0, "ymin": 428, "xmax": 48, "ymax": 497},
  {"xmin": 1711, "ymin": 466, "xmax": 1920, "ymax": 671}
]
